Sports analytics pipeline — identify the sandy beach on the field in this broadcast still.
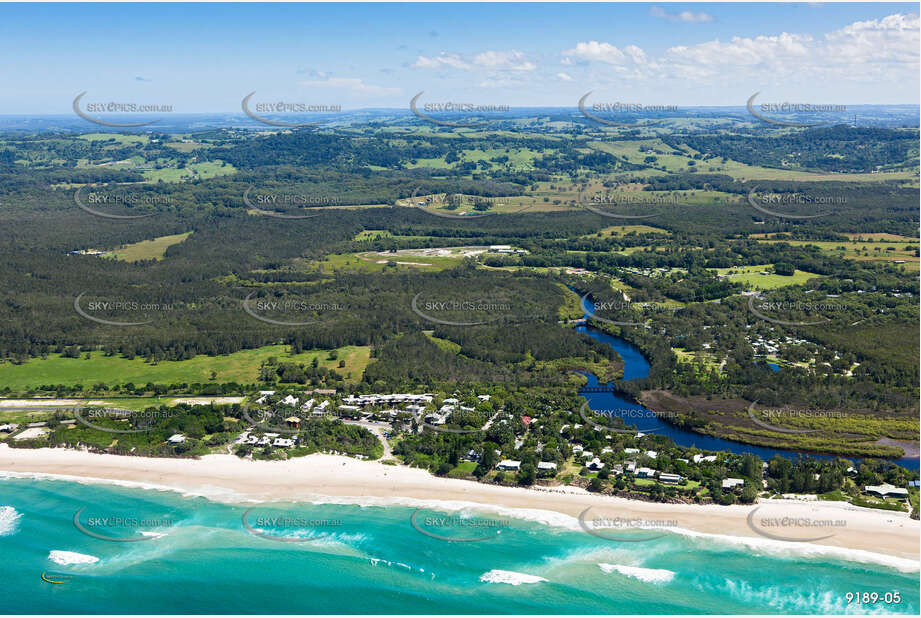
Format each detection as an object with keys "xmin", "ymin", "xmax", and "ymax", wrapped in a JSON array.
[{"xmin": 1, "ymin": 444, "xmax": 918, "ymax": 566}]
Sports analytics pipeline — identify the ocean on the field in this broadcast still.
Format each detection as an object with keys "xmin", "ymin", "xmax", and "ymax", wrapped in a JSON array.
[{"xmin": 1, "ymin": 476, "xmax": 918, "ymax": 614}]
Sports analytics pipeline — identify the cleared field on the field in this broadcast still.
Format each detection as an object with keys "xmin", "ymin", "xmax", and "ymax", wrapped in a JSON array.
[
  {"xmin": 584, "ymin": 225, "xmax": 670, "ymax": 238},
  {"xmin": 303, "ymin": 251, "xmax": 462, "ymax": 273},
  {"xmin": 711, "ymin": 264, "xmax": 822, "ymax": 289},
  {"xmin": 0, "ymin": 344, "xmax": 371, "ymax": 391},
  {"xmin": 78, "ymin": 133, "xmax": 148, "ymax": 145},
  {"xmin": 753, "ymin": 239, "xmax": 920, "ymax": 271},
  {"xmin": 108, "ymin": 232, "xmax": 192, "ymax": 261},
  {"xmin": 142, "ymin": 161, "xmax": 236, "ymax": 182}
]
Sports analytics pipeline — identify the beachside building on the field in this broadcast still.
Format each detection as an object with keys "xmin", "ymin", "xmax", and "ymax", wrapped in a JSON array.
[
  {"xmin": 658, "ymin": 473, "xmax": 682, "ymax": 484},
  {"xmin": 284, "ymin": 416, "xmax": 301, "ymax": 429},
  {"xmin": 635, "ymin": 467, "xmax": 656, "ymax": 478},
  {"xmin": 865, "ymin": 484, "xmax": 909, "ymax": 500},
  {"xmin": 167, "ymin": 434, "xmax": 186, "ymax": 444},
  {"xmin": 624, "ymin": 448, "xmax": 639, "ymax": 455},
  {"xmin": 587, "ymin": 458, "xmax": 605, "ymax": 471},
  {"xmin": 273, "ymin": 437, "xmax": 296, "ymax": 448},
  {"xmin": 693, "ymin": 454, "xmax": 718, "ymax": 464},
  {"xmin": 722, "ymin": 478, "xmax": 745, "ymax": 490},
  {"xmin": 645, "ymin": 450, "xmax": 658, "ymax": 459},
  {"xmin": 496, "ymin": 460, "xmax": 521, "ymax": 471},
  {"xmin": 537, "ymin": 462, "xmax": 558, "ymax": 472}
]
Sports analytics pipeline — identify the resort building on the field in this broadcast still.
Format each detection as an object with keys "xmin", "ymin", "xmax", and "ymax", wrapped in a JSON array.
[
  {"xmin": 865, "ymin": 484, "xmax": 909, "ymax": 499},
  {"xmin": 722, "ymin": 478, "xmax": 745, "ymax": 490},
  {"xmin": 496, "ymin": 460, "xmax": 521, "ymax": 471}
]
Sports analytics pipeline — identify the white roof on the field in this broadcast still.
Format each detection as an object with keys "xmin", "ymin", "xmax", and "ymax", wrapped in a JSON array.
[
  {"xmin": 497, "ymin": 459, "xmax": 521, "ymax": 469},
  {"xmin": 537, "ymin": 462, "xmax": 557, "ymax": 469},
  {"xmin": 722, "ymin": 478, "xmax": 745, "ymax": 489}
]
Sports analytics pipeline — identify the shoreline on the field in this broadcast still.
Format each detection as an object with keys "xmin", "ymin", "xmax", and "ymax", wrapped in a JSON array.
[{"xmin": 1, "ymin": 444, "xmax": 918, "ymax": 570}]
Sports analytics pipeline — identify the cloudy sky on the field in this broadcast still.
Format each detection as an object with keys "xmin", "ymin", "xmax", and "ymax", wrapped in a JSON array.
[{"xmin": 0, "ymin": 2, "xmax": 917, "ymax": 113}]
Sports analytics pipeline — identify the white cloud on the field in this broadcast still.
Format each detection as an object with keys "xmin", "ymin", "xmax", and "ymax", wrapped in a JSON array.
[
  {"xmin": 473, "ymin": 50, "xmax": 536, "ymax": 71},
  {"xmin": 561, "ymin": 12, "xmax": 919, "ymax": 85},
  {"xmin": 299, "ymin": 77, "xmax": 400, "ymax": 97},
  {"xmin": 413, "ymin": 53, "xmax": 470, "ymax": 70},
  {"xmin": 562, "ymin": 41, "xmax": 627, "ymax": 65},
  {"xmin": 555, "ymin": 72, "xmax": 573, "ymax": 81},
  {"xmin": 650, "ymin": 5, "xmax": 714, "ymax": 23}
]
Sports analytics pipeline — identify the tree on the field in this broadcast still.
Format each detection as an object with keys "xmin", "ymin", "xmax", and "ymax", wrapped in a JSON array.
[{"xmin": 774, "ymin": 262, "xmax": 795, "ymax": 276}]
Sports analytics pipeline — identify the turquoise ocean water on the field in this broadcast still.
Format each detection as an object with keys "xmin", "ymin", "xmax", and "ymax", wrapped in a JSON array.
[{"xmin": 1, "ymin": 476, "xmax": 918, "ymax": 614}]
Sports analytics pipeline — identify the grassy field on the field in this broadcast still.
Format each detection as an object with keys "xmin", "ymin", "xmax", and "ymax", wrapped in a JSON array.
[
  {"xmin": 142, "ymin": 161, "xmax": 236, "ymax": 182},
  {"xmin": 0, "ymin": 344, "xmax": 371, "ymax": 391},
  {"xmin": 304, "ymin": 251, "xmax": 463, "ymax": 273},
  {"xmin": 108, "ymin": 232, "xmax": 192, "ymax": 261},
  {"xmin": 711, "ymin": 264, "xmax": 822, "ymax": 289},
  {"xmin": 753, "ymin": 239, "xmax": 920, "ymax": 271},
  {"xmin": 78, "ymin": 133, "xmax": 148, "ymax": 145},
  {"xmin": 583, "ymin": 225, "xmax": 670, "ymax": 238}
]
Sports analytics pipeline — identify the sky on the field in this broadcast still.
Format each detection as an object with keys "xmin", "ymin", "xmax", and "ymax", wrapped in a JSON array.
[{"xmin": 0, "ymin": 2, "xmax": 918, "ymax": 114}]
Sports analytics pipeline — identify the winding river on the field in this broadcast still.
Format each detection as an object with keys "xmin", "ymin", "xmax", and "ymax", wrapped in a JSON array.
[{"xmin": 577, "ymin": 295, "xmax": 920, "ymax": 470}]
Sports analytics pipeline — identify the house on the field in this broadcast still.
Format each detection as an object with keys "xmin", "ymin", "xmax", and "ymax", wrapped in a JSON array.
[
  {"xmin": 611, "ymin": 464, "xmax": 624, "ymax": 475},
  {"xmin": 572, "ymin": 445, "xmax": 584, "ymax": 454},
  {"xmin": 658, "ymin": 473, "xmax": 682, "ymax": 484},
  {"xmin": 601, "ymin": 447, "xmax": 613, "ymax": 454},
  {"xmin": 284, "ymin": 416, "xmax": 301, "ymax": 429},
  {"xmin": 167, "ymin": 434, "xmax": 186, "ymax": 444},
  {"xmin": 624, "ymin": 448, "xmax": 639, "ymax": 455},
  {"xmin": 636, "ymin": 467, "xmax": 656, "ymax": 478},
  {"xmin": 273, "ymin": 437, "xmax": 296, "ymax": 448},
  {"xmin": 537, "ymin": 462, "xmax": 558, "ymax": 471},
  {"xmin": 581, "ymin": 451, "xmax": 594, "ymax": 459},
  {"xmin": 625, "ymin": 461, "xmax": 637, "ymax": 474},
  {"xmin": 587, "ymin": 458, "xmax": 605, "ymax": 471},
  {"xmin": 477, "ymin": 395, "xmax": 491, "ymax": 401},
  {"xmin": 0, "ymin": 423, "xmax": 18, "ymax": 433},
  {"xmin": 281, "ymin": 395, "xmax": 299, "ymax": 407},
  {"xmin": 722, "ymin": 478, "xmax": 745, "ymax": 490},
  {"xmin": 693, "ymin": 454, "xmax": 718, "ymax": 464},
  {"xmin": 496, "ymin": 460, "xmax": 521, "ymax": 471},
  {"xmin": 865, "ymin": 484, "xmax": 909, "ymax": 500},
  {"xmin": 645, "ymin": 450, "xmax": 658, "ymax": 459}
]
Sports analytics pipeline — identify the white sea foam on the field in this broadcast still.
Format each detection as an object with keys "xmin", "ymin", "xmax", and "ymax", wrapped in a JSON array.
[
  {"xmin": 4, "ymin": 470, "xmax": 917, "ymax": 573},
  {"xmin": 48, "ymin": 550, "xmax": 99, "ymax": 565},
  {"xmin": 479, "ymin": 569, "xmax": 548, "ymax": 585},
  {"xmin": 598, "ymin": 563, "xmax": 675, "ymax": 583},
  {"xmin": 669, "ymin": 526, "xmax": 920, "ymax": 574},
  {"xmin": 0, "ymin": 505, "xmax": 21, "ymax": 536}
]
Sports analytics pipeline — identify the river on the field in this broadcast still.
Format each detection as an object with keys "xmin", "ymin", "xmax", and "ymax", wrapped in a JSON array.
[{"xmin": 576, "ymin": 297, "xmax": 919, "ymax": 470}]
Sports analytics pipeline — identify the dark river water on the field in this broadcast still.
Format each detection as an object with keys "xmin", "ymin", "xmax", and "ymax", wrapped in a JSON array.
[{"xmin": 577, "ymin": 295, "xmax": 919, "ymax": 470}]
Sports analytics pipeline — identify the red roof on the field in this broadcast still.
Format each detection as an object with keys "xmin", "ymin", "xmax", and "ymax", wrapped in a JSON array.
[{"xmin": 521, "ymin": 416, "xmax": 532, "ymax": 426}]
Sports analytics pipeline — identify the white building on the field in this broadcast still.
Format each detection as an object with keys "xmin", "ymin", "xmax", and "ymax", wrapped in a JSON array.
[
  {"xmin": 496, "ymin": 460, "xmax": 521, "ymax": 471},
  {"xmin": 722, "ymin": 478, "xmax": 745, "ymax": 490}
]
